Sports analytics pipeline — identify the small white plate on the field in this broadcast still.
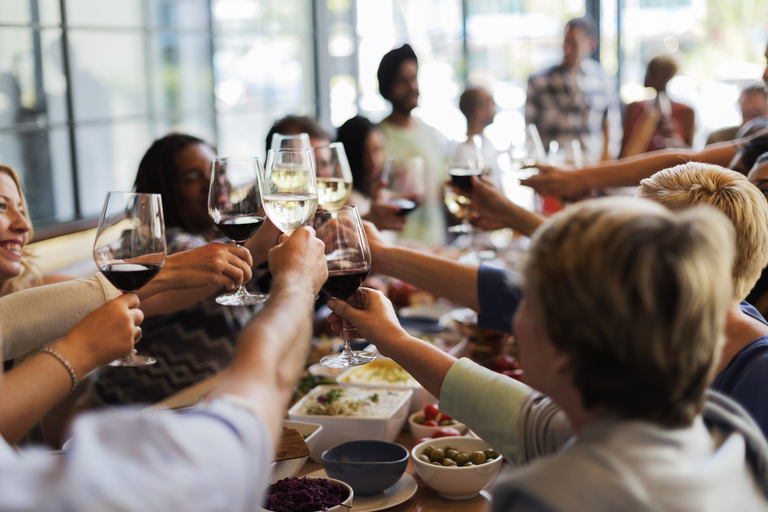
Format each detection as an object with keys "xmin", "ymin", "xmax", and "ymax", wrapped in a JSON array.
[{"xmin": 305, "ymin": 469, "xmax": 418, "ymax": 512}]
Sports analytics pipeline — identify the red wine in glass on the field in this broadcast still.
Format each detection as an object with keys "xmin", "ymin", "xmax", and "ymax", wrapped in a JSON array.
[
  {"xmin": 93, "ymin": 191, "xmax": 167, "ymax": 366},
  {"xmin": 389, "ymin": 198, "xmax": 419, "ymax": 217},
  {"xmin": 322, "ymin": 268, "xmax": 371, "ymax": 299},
  {"xmin": 449, "ymin": 168, "xmax": 483, "ymax": 192},
  {"xmin": 313, "ymin": 205, "xmax": 376, "ymax": 368},
  {"xmin": 100, "ymin": 263, "xmax": 163, "ymax": 292},
  {"xmin": 214, "ymin": 216, "xmax": 265, "ymax": 243},
  {"xmin": 208, "ymin": 156, "xmax": 267, "ymax": 306}
]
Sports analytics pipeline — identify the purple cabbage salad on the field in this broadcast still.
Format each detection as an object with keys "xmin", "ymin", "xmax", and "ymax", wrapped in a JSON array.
[{"xmin": 263, "ymin": 477, "xmax": 350, "ymax": 512}]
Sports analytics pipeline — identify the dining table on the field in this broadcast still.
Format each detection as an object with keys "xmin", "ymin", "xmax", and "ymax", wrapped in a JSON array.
[{"xmin": 152, "ymin": 371, "xmax": 496, "ymax": 512}]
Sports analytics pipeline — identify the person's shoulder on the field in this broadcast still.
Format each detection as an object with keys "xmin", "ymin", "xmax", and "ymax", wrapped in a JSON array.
[
  {"xmin": 706, "ymin": 125, "xmax": 740, "ymax": 145},
  {"xmin": 166, "ymin": 228, "xmax": 208, "ymax": 254}
]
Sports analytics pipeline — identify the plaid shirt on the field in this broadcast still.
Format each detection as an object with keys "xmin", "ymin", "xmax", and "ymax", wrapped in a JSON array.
[{"xmin": 525, "ymin": 59, "xmax": 622, "ymax": 162}]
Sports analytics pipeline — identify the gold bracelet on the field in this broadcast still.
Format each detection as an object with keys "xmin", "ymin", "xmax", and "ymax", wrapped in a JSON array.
[{"xmin": 41, "ymin": 347, "xmax": 78, "ymax": 392}]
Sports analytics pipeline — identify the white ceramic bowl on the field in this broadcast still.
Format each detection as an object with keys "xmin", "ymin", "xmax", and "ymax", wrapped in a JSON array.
[
  {"xmin": 261, "ymin": 477, "xmax": 353, "ymax": 512},
  {"xmin": 407, "ymin": 410, "xmax": 468, "ymax": 439},
  {"xmin": 336, "ymin": 358, "xmax": 434, "ymax": 414},
  {"xmin": 289, "ymin": 384, "xmax": 413, "ymax": 463},
  {"xmin": 269, "ymin": 419, "xmax": 324, "ymax": 481},
  {"xmin": 411, "ymin": 437, "xmax": 503, "ymax": 500}
]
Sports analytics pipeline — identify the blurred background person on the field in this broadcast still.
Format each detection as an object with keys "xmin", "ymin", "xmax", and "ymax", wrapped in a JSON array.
[
  {"xmin": 335, "ymin": 115, "xmax": 405, "ymax": 231},
  {"xmin": 621, "ymin": 55, "xmax": 695, "ymax": 157},
  {"xmin": 459, "ymin": 86, "xmax": 502, "ymax": 188},
  {"xmin": 263, "ymin": 114, "xmax": 332, "ymax": 157},
  {"xmin": 377, "ymin": 43, "xmax": 447, "ymax": 246},
  {"xmin": 707, "ymin": 82, "xmax": 768, "ymax": 145},
  {"xmin": 525, "ymin": 16, "xmax": 621, "ymax": 163}
]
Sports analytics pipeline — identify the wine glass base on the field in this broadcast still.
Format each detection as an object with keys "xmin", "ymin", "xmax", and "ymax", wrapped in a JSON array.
[
  {"xmin": 109, "ymin": 354, "xmax": 156, "ymax": 366},
  {"xmin": 320, "ymin": 350, "xmax": 377, "ymax": 368},
  {"xmin": 215, "ymin": 291, "xmax": 268, "ymax": 306}
]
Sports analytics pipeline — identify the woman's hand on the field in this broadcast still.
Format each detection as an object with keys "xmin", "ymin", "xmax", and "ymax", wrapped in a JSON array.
[
  {"xmin": 520, "ymin": 162, "xmax": 583, "ymax": 197},
  {"xmin": 326, "ymin": 288, "xmax": 407, "ymax": 356},
  {"xmin": 57, "ymin": 294, "xmax": 143, "ymax": 370},
  {"xmin": 158, "ymin": 242, "xmax": 254, "ymax": 291}
]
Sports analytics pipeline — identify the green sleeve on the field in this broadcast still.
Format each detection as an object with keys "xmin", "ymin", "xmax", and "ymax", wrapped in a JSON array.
[{"xmin": 439, "ymin": 357, "xmax": 533, "ymax": 465}]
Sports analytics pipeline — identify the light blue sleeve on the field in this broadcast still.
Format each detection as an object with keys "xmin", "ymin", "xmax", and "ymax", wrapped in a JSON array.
[
  {"xmin": 439, "ymin": 358, "xmax": 532, "ymax": 465},
  {"xmin": 0, "ymin": 400, "xmax": 273, "ymax": 512}
]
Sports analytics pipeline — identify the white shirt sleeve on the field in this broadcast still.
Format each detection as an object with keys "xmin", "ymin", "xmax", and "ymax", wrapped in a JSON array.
[
  {"xmin": 1, "ymin": 274, "xmax": 120, "ymax": 361},
  {"xmin": 0, "ymin": 399, "xmax": 273, "ymax": 512}
]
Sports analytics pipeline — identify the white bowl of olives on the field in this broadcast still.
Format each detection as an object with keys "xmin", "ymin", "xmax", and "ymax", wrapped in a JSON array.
[{"xmin": 411, "ymin": 436, "xmax": 503, "ymax": 500}]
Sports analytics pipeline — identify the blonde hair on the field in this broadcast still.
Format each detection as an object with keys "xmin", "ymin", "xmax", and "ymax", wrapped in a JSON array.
[
  {"xmin": 639, "ymin": 162, "xmax": 768, "ymax": 300},
  {"xmin": 524, "ymin": 197, "xmax": 735, "ymax": 427},
  {"xmin": 0, "ymin": 165, "xmax": 41, "ymax": 296}
]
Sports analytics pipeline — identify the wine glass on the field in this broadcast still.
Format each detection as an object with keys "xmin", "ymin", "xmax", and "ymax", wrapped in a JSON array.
[
  {"xmin": 315, "ymin": 142, "xmax": 353, "ymax": 208},
  {"xmin": 270, "ymin": 132, "xmax": 311, "ymax": 150},
  {"xmin": 447, "ymin": 136, "xmax": 485, "ymax": 263},
  {"xmin": 208, "ymin": 156, "xmax": 267, "ymax": 306},
  {"xmin": 93, "ymin": 192, "xmax": 167, "ymax": 366},
  {"xmin": 382, "ymin": 156, "xmax": 424, "ymax": 216},
  {"xmin": 313, "ymin": 205, "xmax": 376, "ymax": 368},
  {"xmin": 262, "ymin": 148, "xmax": 319, "ymax": 235}
]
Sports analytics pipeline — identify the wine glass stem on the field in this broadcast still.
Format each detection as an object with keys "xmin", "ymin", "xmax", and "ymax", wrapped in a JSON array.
[
  {"xmin": 341, "ymin": 318, "xmax": 354, "ymax": 357},
  {"xmin": 234, "ymin": 241, "xmax": 249, "ymax": 296}
]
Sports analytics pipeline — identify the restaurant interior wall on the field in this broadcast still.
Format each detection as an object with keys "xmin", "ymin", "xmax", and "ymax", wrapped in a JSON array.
[{"xmin": 0, "ymin": 0, "xmax": 766, "ymax": 245}]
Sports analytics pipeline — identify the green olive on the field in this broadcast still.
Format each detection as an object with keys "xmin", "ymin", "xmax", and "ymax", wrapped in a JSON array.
[
  {"xmin": 484, "ymin": 449, "xmax": 499, "ymax": 460},
  {"xmin": 441, "ymin": 458, "xmax": 457, "ymax": 467},
  {"xmin": 429, "ymin": 448, "xmax": 445, "ymax": 463},
  {"xmin": 418, "ymin": 454, "xmax": 431, "ymax": 464},
  {"xmin": 469, "ymin": 451, "xmax": 487, "ymax": 465},
  {"xmin": 445, "ymin": 449, "xmax": 459, "ymax": 460},
  {"xmin": 455, "ymin": 453, "xmax": 470, "ymax": 466},
  {"xmin": 443, "ymin": 446, "xmax": 456, "ymax": 453},
  {"xmin": 413, "ymin": 415, "xmax": 426, "ymax": 424},
  {"xmin": 432, "ymin": 461, "xmax": 442, "ymax": 466},
  {"xmin": 422, "ymin": 446, "xmax": 434, "ymax": 457},
  {"xmin": 463, "ymin": 462, "xmax": 475, "ymax": 467},
  {"xmin": 438, "ymin": 419, "xmax": 455, "ymax": 426}
]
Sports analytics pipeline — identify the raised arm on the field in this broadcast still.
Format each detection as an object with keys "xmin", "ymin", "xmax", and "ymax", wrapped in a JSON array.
[
  {"xmin": 521, "ymin": 140, "xmax": 740, "ymax": 197},
  {"xmin": 0, "ymin": 294, "xmax": 142, "ymax": 443},
  {"xmin": 467, "ymin": 176, "xmax": 546, "ymax": 238},
  {"xmin": 364, "ymin": 221, "xmax": 481, "ymax": 311},
  {"xmin": 208, "ymin": 226, "xmax": 328, "ymax": 444}
]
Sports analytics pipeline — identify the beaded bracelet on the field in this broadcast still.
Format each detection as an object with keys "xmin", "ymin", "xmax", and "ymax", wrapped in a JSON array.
[{"xmin": 41, "ymin": 347, "xmax": 78, "ymax": 392}]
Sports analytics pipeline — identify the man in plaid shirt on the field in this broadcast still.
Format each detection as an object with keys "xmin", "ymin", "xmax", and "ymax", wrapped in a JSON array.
[{"xmin": 525, "ymin": 16, "xmax": 622, "ymax": 164}]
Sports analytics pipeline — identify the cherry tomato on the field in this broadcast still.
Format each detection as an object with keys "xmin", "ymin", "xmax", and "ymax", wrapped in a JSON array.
[
  {"xmin": 423, "ymin": 403, "xmax": 440, "ymax": 420},
  {"xmin": 422, "ymin": 420, "xmax": 438, "ymax": 427},
  {"xmin": 413, "ymin": 437, "xmax": 432, "ymax": 448},
  {"xmin": 432, "ymin": 427, "xmax": 462, "ymax": 438},
  {"xmin": 437, "ymin": 412, "xmax": 453, "ymax": 422}
]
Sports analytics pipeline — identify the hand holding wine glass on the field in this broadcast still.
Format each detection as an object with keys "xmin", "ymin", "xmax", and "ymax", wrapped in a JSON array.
[
  {"xmin": 263, "ymin": 148, "xmax": 319, "ymax": 235},
  {"xmin": 208, "ymin": 156, "xmax": 267, "ymax": 306},
  {"xmin": 93, "ymin": 192, "xmax": 167, "ymax": 366},
  {"xmin": 382, "ymin": 156, "xmax": 424, "ymax": 216},
  {"xmin": 313, "ymin": 205, "xmax": 376, "ymax": 368}
]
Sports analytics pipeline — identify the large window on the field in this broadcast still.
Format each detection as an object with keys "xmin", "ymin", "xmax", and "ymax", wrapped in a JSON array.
[{"xmin": 0, "ymin": 0, "xmax": 766, "ymax": 237}]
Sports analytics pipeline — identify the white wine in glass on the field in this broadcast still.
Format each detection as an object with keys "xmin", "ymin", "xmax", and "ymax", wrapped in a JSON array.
[
  {"xmin": 315, "ymin": 142, "xmax": 353, "ymax": 207},
  {"xmin": 93, "ymin": 192, "xmax": 167, "ymax": 366},
  {"xmin": 262, "ymin": 148, "xmax": 318, "ymax": 235}
]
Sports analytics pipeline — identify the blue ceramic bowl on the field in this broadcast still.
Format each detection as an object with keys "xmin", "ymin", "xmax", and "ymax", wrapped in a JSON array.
[{"xmin": 321, "ymin": 440, "xmax": 409, "ymax": 496}]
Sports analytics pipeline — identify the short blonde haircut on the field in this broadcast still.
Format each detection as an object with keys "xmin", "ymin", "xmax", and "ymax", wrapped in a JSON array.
[
  {"xmin": 524, "ymin": 197, "xmax": 735, "ymax": 427},
  {"xmin": 639, "ymin": 162, "xmax": 768, "ymax": 300},
  {"xmin": 0, "ymin": 165, "xmax": 41, "ymax": 297}
]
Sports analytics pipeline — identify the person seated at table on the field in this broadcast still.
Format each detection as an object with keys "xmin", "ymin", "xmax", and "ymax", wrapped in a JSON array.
[
  {"xmin": 328, "ymin": 198, "xmax": 768, "ymax": 510},
  {"xmin": 90, "ymin": 133, "xmax": 283, "ymax": 407},
  {"xmin": 264, "ymin": 114, "xmax": 331, "ymax": 155},
  {"xmin": 335, "ymin": 115, "xmax": 405, "ymax": 231},
  {"xmin": 0, "ymin": 226, "xmax": 329, "ymax": 510},
  {"xmin": 638, "ymin": 163, "xmax": 768, "ymax": 437}
]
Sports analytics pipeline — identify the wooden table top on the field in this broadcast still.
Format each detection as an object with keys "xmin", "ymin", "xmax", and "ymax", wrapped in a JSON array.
[{"xmin": 153, "ymin": 372, "xmax": 494, "ymax": 512}]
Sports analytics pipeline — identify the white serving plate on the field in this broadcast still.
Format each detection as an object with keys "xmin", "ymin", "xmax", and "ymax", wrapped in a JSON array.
[
  {"xmin": 336, "ymin": 357, "xmax": 434, "ymax": 415},
  {"xmin": 289, "ymin": 384, "xmax": 413, "ymax": 463}
]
